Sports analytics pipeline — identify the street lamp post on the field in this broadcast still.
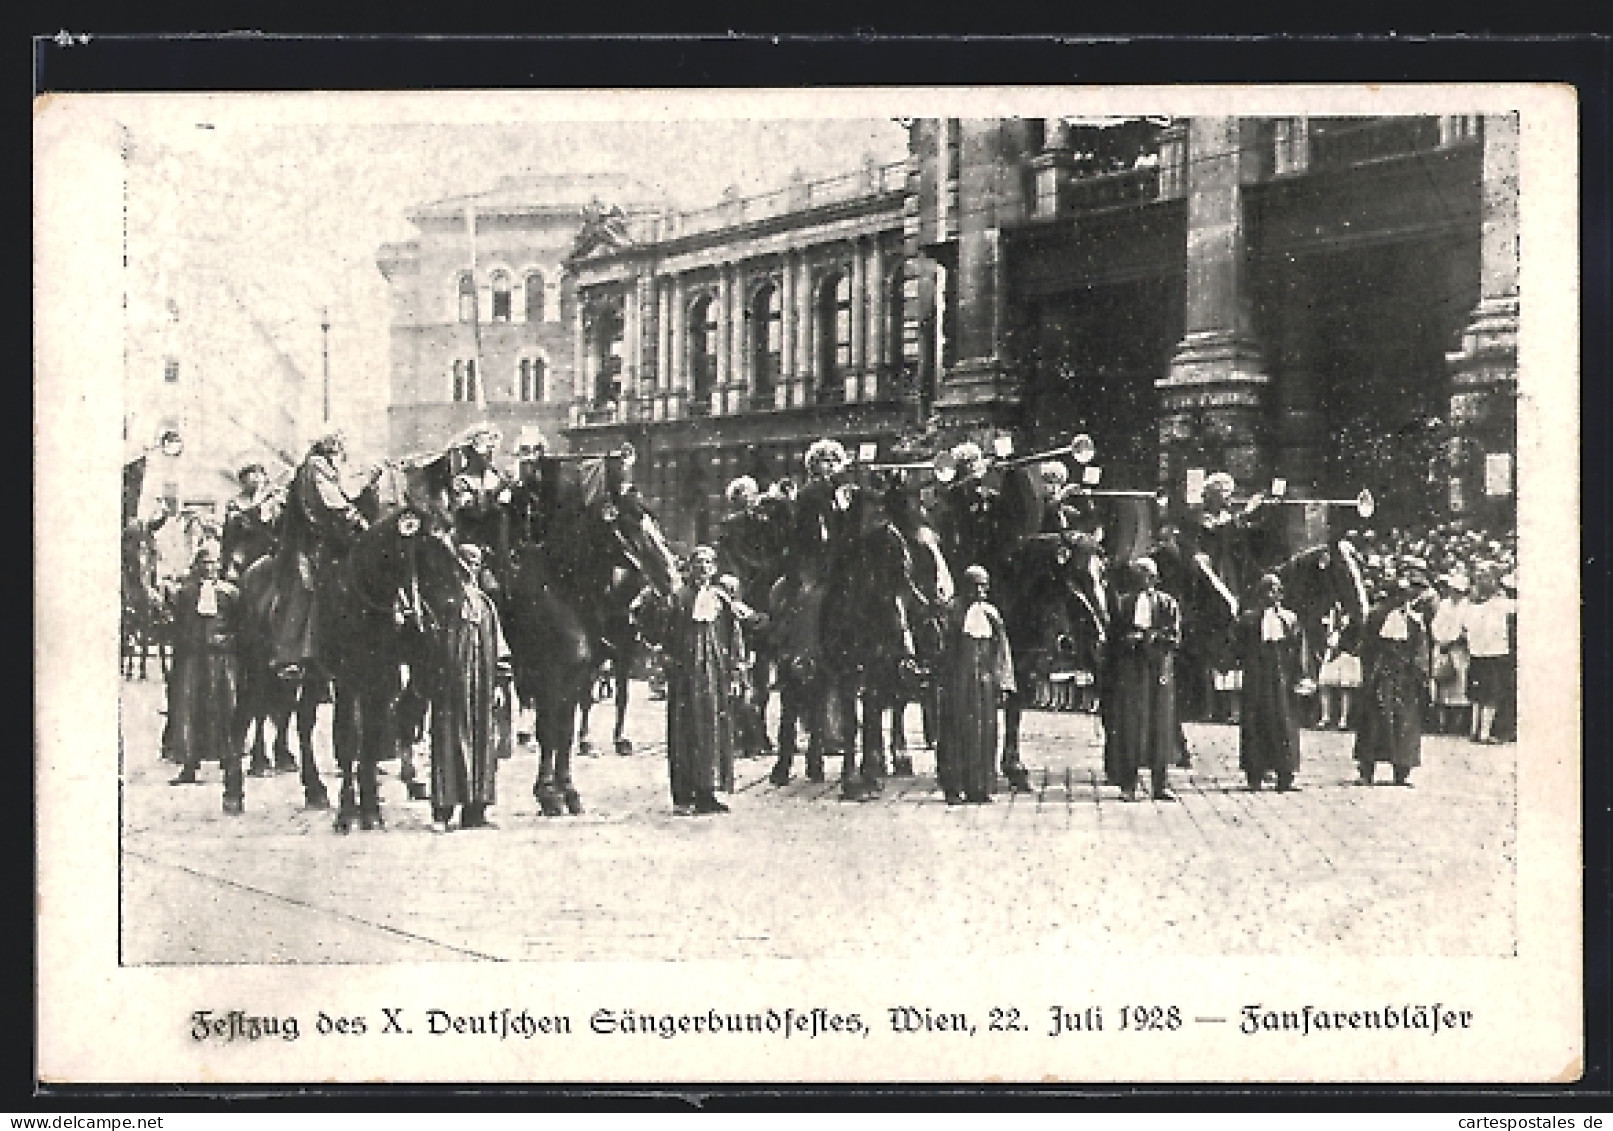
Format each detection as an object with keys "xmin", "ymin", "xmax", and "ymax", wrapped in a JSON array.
[{"xmin": 321, "ymin": 306, "xmax": 331, "ymax": 424}]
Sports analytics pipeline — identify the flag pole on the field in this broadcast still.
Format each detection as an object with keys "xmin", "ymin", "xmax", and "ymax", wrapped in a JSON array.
[{"xmin": 467, "ymin": 203, "xmax": 485, "ymax": 412}]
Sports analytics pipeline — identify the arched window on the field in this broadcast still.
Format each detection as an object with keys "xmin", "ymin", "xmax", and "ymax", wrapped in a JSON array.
[
  {"xmin": 457, "ymin": 272, "xmax": 476, "ymax": 323},
  {"xmin": 750, "ymin": 282, "xmax": 781, "ymax": 407},
  {"xmin": 525, "ymin": 271, "xmax": 545, "ymax": 322},
  {"xmin": 490, "ymin": 270, "xmax": 512, "ymax": 322},
  {"xmin": 817, "ymin": 270, "xmax": 852, "ymax": 401},
  {"xmin": 518, "ymin": 358, "xmax": 546, "ymax": 403},
  {"xmin": 689, "ymin": 293, "xmax": 719, "ymax": 415}
]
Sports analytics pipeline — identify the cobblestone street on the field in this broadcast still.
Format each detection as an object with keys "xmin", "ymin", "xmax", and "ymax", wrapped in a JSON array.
[{"xmin": 118, "ymin": 677, "xmax": 1517, "ymax": 966}]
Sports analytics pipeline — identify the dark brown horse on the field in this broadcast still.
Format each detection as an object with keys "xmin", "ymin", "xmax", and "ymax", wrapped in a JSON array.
[{"xmin": 503, "ymin": 455, "xmax": 682, "ymax": 817}]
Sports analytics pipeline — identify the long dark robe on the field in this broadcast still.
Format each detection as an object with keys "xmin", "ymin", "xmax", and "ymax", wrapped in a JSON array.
[
  {"xmin": 1103, "ymin": 589, "xmax": 1181, "ymax": 789},
  {"xmin": 170, "ymin": 578, "xmax": 242, "ymax": 768},
  {"xmin": 429, "ymin": 581, "xmax": 510, "ymax": 812},
  {"xmin": 658, "ymin": 585, "xmax": 744, "ymax": 804},
  {"xmin": 935, "ymin": 602, "xmax": 1016, "ymax": 799},
  {"xmin": 1354, "ymin": 602, "xmax": 1428, "ymax": 770},
  {"xmin": 1235, "ymin": 606, "xmax": 1306, "ymax": 780}
]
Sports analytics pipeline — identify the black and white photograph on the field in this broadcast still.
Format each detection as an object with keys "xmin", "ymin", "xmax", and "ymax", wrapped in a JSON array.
[{"xmin": 35, "ymin": 83, "xmax": 1581, "ymax": 1085}]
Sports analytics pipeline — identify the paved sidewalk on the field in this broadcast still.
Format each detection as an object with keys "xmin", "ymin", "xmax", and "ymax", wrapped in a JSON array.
[{"xmin": 118, "ymin": 678, "xmax": 1516, "ymax": 965}]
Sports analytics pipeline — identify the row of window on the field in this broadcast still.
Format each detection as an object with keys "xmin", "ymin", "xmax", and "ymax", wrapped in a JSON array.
[
  {"xmin": 458, "ymin": 270, "xmax": 547, "ymax": 324},
  {"xmin": 587, "ymin": 265, "xmax": 922, "ymax": 409},
  {"xmin": 449, "ymin": 357, "xmax": 548, "ymax": 403}
]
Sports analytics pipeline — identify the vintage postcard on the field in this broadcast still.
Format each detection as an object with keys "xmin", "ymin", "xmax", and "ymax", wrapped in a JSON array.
[{"xmin": 35, "ymin": 83, "xmax": 1581, "ymax": 1085}]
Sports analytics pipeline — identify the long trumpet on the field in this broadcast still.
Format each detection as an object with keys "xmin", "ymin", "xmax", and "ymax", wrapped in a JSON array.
[
  {"xmin": 993, "ymin": 433, "xmax": 1098, "ymax": 469},
  {"xmin": 1234, "ymin": 488, "xmax": 1376, "ymax": 519}
]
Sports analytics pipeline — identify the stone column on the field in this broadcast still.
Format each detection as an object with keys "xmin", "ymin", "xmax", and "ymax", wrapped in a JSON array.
[
  {"xmin": 730, "ymin": 265, "xmax": 748, "ymax": 413},
  {"xmin": 778, "ymin": 251, "xmax": 795, "ymax": 409},
  {"xmin": 937, "ymin": 119, "xmax": 1037, "ymax": 418},
  {"xmin": 1446, "ymin": 112, "xmax": 1519, "ymax": 529},
  {"xmin": 714, "ymin": 264, "xmax": 732, "ymax": 416},
  {"xmin": 866, "ymin": 238, "xmax": 885, "ymax": 400},
  {"xmin": 669, "ymin": 274, "xmax": 687, "ymax": 420},
  {"xmin": 656, "ymin": 277, "xmax": 672, "ymax": 421},
  {"xmin": 1030, "ymin": 118, "xmax": 1075, "ymax": 216},
  {"xmin": 848, "ymin": 240, "xmax": 866, "ymax": 403},
  {"xmin": 623, "ymin": 284, "xmax": 642, "ymax": 419},
  {"xmin": 797, "ymin": 256, "xmax": 814, "ymax": 406},
  {"xmin": 1158, "ymin": 117, "xmax": 1272, "ymax": 492},
  {"xmin": 572, "ymin": 292, "xmax": 589, "ymax": 409}
]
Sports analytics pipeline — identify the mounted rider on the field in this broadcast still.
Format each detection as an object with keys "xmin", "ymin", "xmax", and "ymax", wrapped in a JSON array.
[
  {"xmin": 787, "ymin": 438, "xmax": 856, "ymax": 590},
  {"xmin": 269, "ymin": 430, "xmax": 369, "ymax": 680},
  {"xmin": 937, "ymin": 441, "xmax": 1001, "ymax": 578},
  {"xmin": 447, "ymin": 423, "xmax": 513, "ymax": 590},
  {"xmin": 221, "ymin": 462, "xmax": 282, "ymax": 580}
]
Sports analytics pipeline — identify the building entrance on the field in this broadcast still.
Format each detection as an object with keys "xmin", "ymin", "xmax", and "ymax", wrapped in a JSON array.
[
  {"xmin": 1261, "ymin": 234, "xmax": 1478, "ymax": 529},
  {"xmin": 1020, "ymin": 275, "xmax": 1182, "ymax": 490}
]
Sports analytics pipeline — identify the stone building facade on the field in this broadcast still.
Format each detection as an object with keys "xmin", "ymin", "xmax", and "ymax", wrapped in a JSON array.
[
  {"xmin": 376, "ymin": 173, "xmax": 662, "ymax": 457},
  {"xmin": 380, "ymin": 116, "xmax": 1518, "ymax": 550}
]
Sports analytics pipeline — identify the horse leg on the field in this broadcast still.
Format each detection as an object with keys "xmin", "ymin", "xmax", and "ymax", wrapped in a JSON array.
[
  {"xmin": 331, "ymin": 688, "xmax": 358, "ymax": 832},
  {"xmin": 1001, "ymin": 690, "xmax": 1031, "ymax": 792},
  {"xmin": 297, "ymin": 685, "xmax": 329, "ymax": 808},
  {"xmin": 857, "ymin": 688, "xmax": 886, "ymax": 795},
  {"xmin": 356, "ymin": 691, "xmax": 383, "ymax": 830},
  {"xmin": 889, "ymin": 695, "xmax": 913, "ymax": 777},
  {"xmin": 612, "ymin": 662, "xmax": 632, "ymax": 755},
  {"xmin": 576, "ymin": 692, "xmax": 597, "ymax": 758},
  {"xmin": 532, "ymin": 688, "xmax": 567, "ymax": 816},
  {"xmin": 560, "ymin": 697, "xmax": 583, "ymax": 815}
]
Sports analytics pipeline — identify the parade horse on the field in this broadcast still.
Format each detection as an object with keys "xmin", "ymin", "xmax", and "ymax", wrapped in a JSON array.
[
  {"xmin": 121, "ymin": 519, "xmax": 172, "ymax": 681},
  {"xmin": 984, "ymin": 467, "xmax": 1110, "ymax": 787},
  {"xmin": 236, "ymin": 456, "xmax": 454, "ymax": 823},
  {"xmin": 575, "ymin": 570, "xmax": 641, "ymax": 758},
  {"xmin": 869, "ymin": 473, "xmax": 952, "ymax": 777},
  {"xmin": 796, "ymin": 481, "xmax": 930, "ymax": 800},
  {"xmin": 503, "ymin": 455, "xmax": 681, "ymax": 816}
]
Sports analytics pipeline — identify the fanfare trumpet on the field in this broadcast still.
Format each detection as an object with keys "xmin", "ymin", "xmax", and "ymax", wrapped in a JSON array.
[
  {"xmin": 1234, "ymin": 487, "xmax": 1376, "ymax": 520},
  {"xmin": 991, "ymin": 432, "xmax": 1098, "ymax": 470}
]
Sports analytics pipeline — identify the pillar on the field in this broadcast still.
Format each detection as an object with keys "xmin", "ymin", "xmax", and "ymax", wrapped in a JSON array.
[
  {"xmin": 729, "ymin": 264, "xmax": 747, "ymax": 413},
  {"xmin": 867, "ymin": 238, "xmax": 885, "ymax": 400},
  {"xmin": 623, "ymin": 284, "xmax": 642, "ymax": 417},
  {"xmin": 848, "ymin": 241, "xmax": 866, "ymax": 403},
  {"xmin": 572, "ymin": 293, "xmax": 589, "ymax": 408},
  {"xmin": 714, "ymin": 264, "xmax": 732, "ymax": 416},
  {"xmin": 935, "ymin": 119, "xmax": 1037, "ymax": 418},
  {"xmin": 1445, "ymin": 113, "xmax": 1519, "ymax": 530},
  {"xmin": 669, "ymin": 274, "xmax": 687, "ymax": 419},
  {"xmin": 796, "ymin": 255, "xmax": 814, "ymax": 406},
  {"xmin": 1030, "ymin": 118, "xmax": 1075, "ymax": 216},
  {"xmin": 778, "ymin": 251, "xmax": 795, "ymax": 410},
  {"xmin": 1159, "ymin": 117, "xmax": 1272, "ymax": 492},
  {"xmin": 656, "ymin": 277, "xmax": 672, "ymax": 421}
]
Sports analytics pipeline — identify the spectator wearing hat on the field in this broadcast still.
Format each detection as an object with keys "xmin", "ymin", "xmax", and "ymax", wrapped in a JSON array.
[
  {"xmin": 168, "ymin": 542, "xmax": 247, "ymax": 813},
  {"xmin": 1355, "ymin": 576, "xmax": 1429, "ymax": 786},
  {"xmin": 1463, "ymin": 565, "xmax": 1516, "ymax": 744},
  {"xmin": 935, "ymin": 564, "xmax": 1016, "ymax": 805},
  {"xmin": 1316, "ymin": 603, "xmax": 1362, "ymax": 730},
  {"xmin": 1429, "ymin": 573, "xmax": 1473, "ymax": 735}
]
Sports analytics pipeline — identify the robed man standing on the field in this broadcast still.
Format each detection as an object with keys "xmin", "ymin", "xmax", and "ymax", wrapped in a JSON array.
[
  {"xmin": 1103, "ymin": 557, "xmax": 1182, "ymax": 802},
  {"xmin": 645, "ymin": 546, "xmax": 746, "ymax": 816},
  {"xmin": 1234, "ymin": 573, "xmax": 1312, "ymax": 792},
  {"xmin": 935, "ymin": 565, "xmax": 1016, "ymax": 805}
]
